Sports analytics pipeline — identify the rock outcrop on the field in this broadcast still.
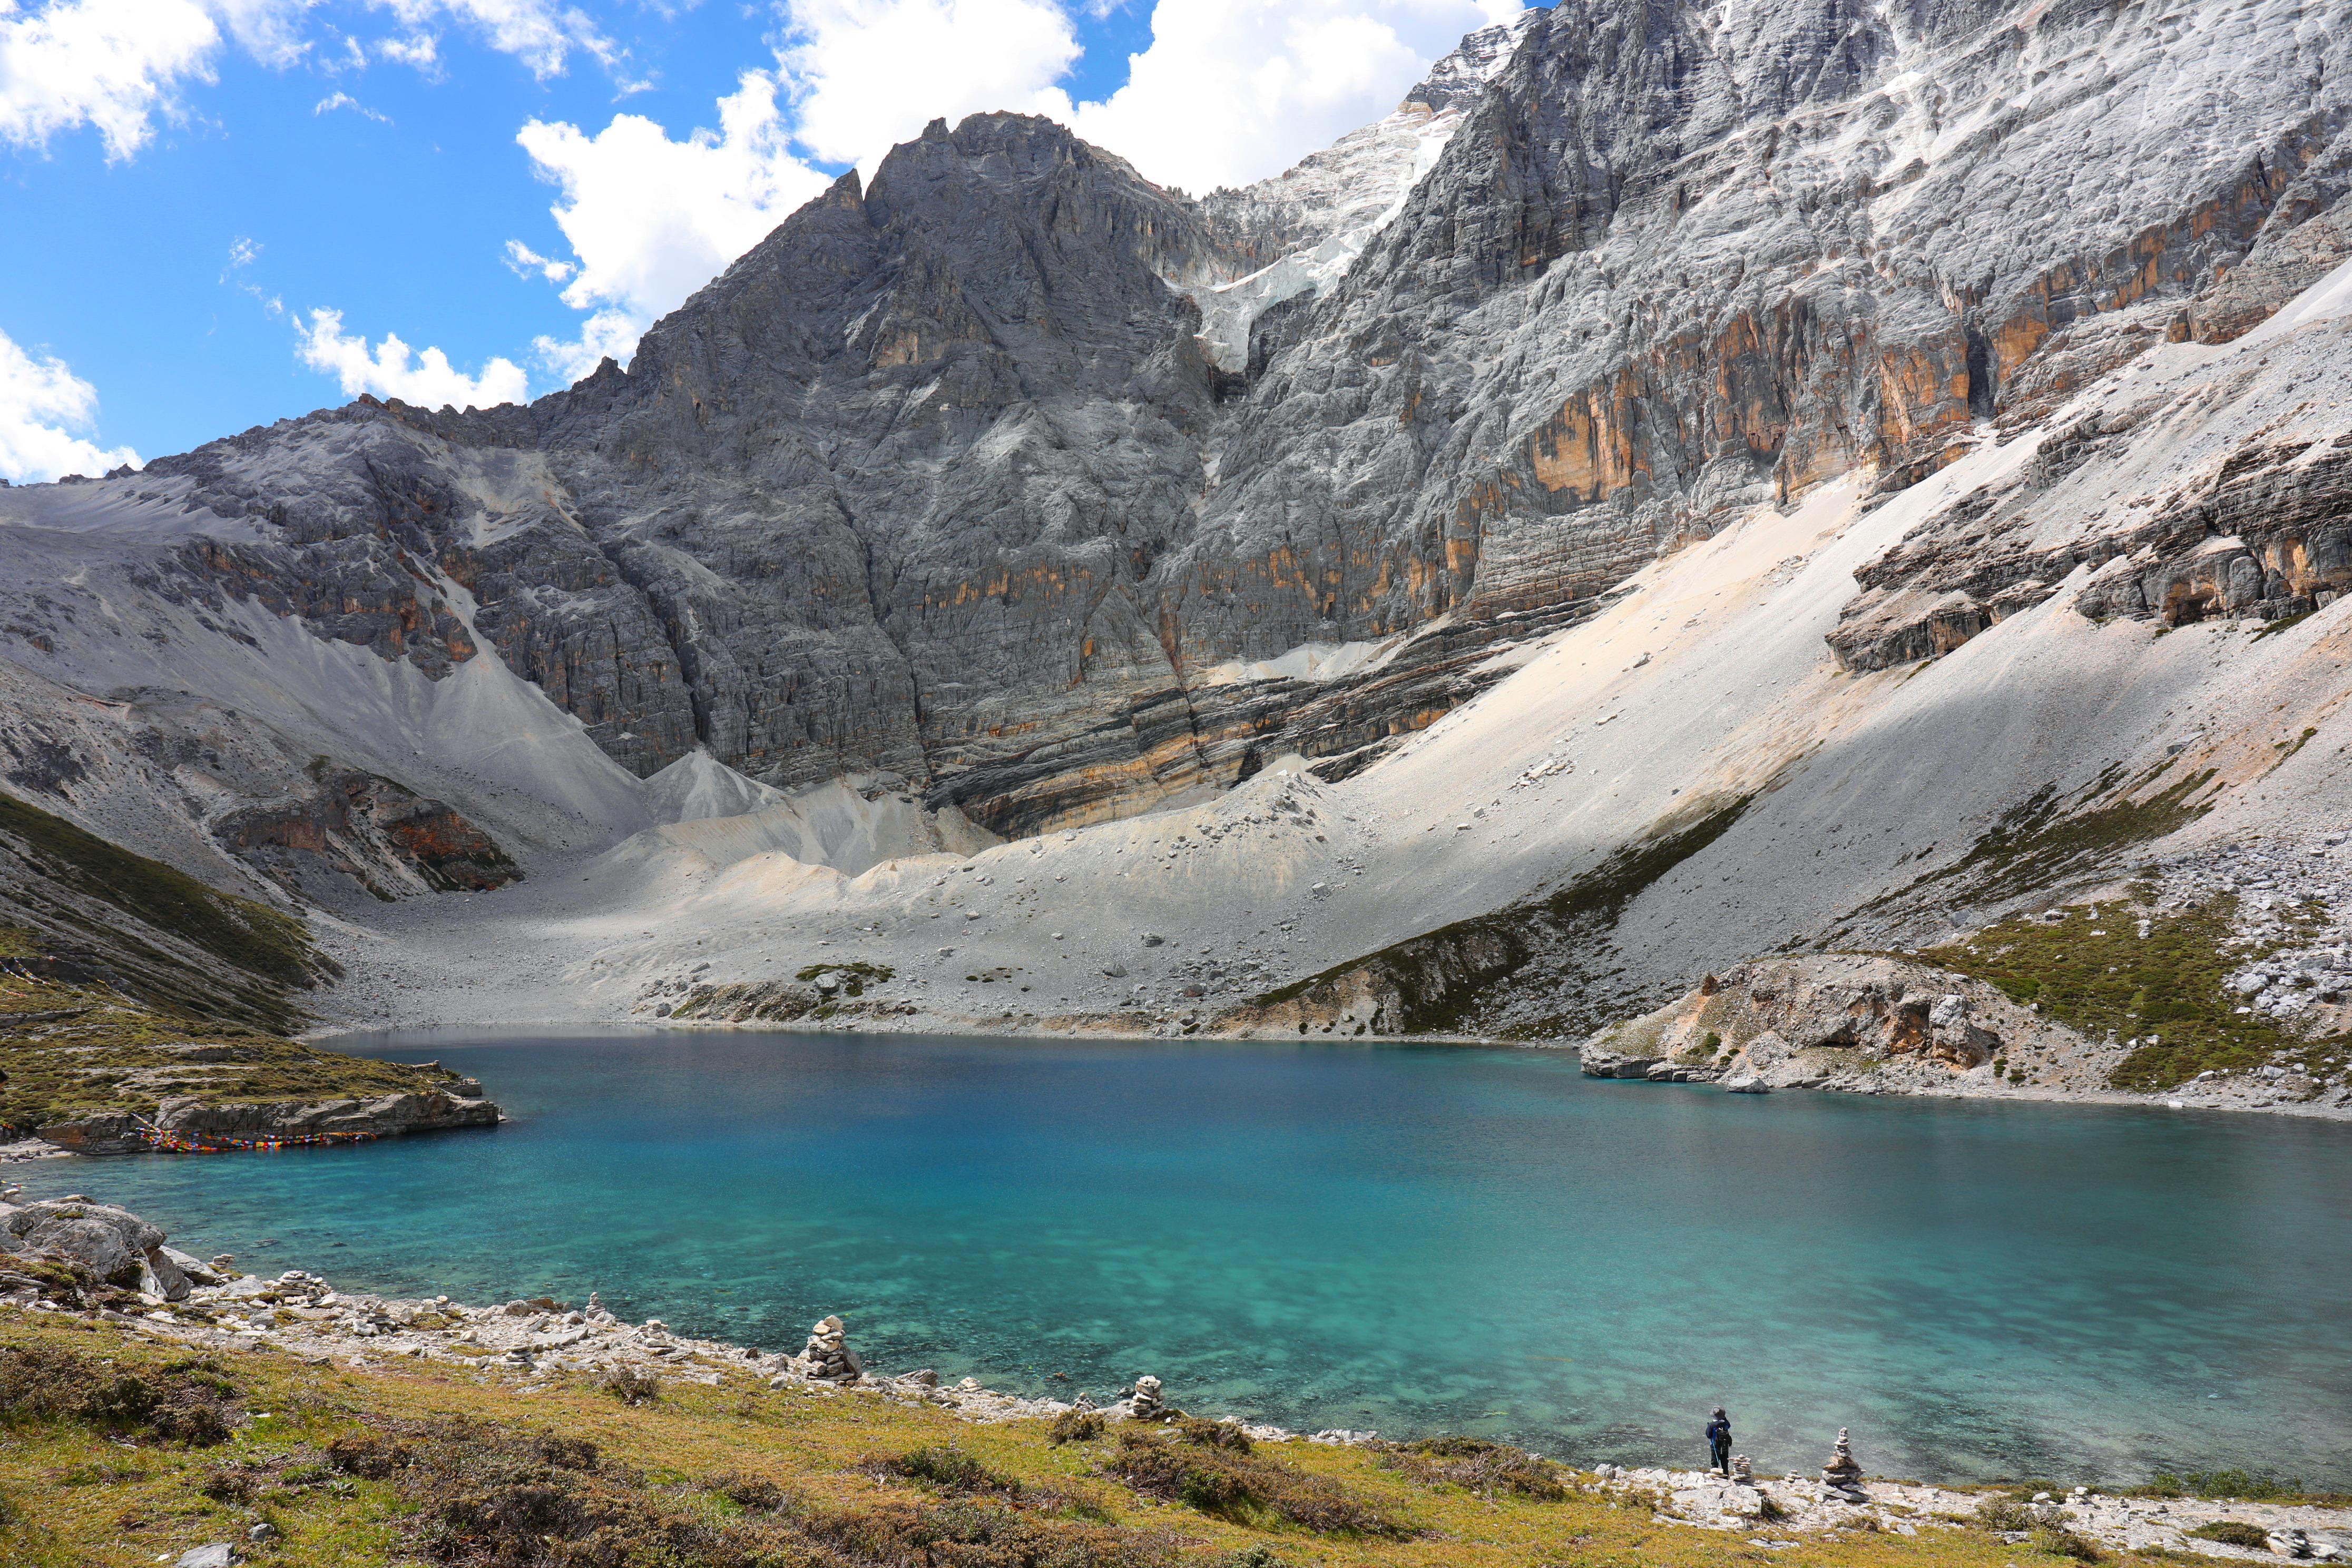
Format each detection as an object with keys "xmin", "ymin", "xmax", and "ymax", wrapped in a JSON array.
[
  {"xmin": 218, "ymin": 767, "xmax": 521, "ymax": 901},
  {"xmin": 1579, "ymin": 955, "xmax": 2055, "ymax": 1090},
  {"xmin": 0, "ymin": 1195, "xmax": 188, "ymax": 1299},
  {"xmin": 34, "ymin": 1087, "xmax": 499, "ymax": 1155}
]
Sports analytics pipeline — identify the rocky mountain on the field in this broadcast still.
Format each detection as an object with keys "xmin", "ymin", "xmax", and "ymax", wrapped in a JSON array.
[{"xmin": 0, "ymin": 0, "xmax": 2348, "ymax": 1087}]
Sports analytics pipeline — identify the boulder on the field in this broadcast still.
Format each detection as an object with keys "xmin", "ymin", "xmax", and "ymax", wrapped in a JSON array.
[
  {"xmin": 0, "ymin": 1197, "xmax": 171, "ymax": 1291},
  {"xmin": 164, "ymin": 1246, "xmax": 229, "ymax": 1286}
]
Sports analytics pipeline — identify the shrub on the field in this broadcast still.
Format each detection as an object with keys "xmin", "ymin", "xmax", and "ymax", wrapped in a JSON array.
[
  {"xmin": 1383, "ymin": 1437, "xmax": 1563, "ymax": 1501},
  {"xmin": 533, "ymin": 1434, "xmax": 598, "ymax": 1472},
  {"xmin": 2189, "ymin": 1521, "xmax": 2272, "ymax": 1549},
  {"xmin": 709, "ymin": 1474, "xmax": 786, "ymax": 1511},
  {"xmin": 1108, "ymin": 1433, "xmax": 1403, "ymax": 1535},
  {"xmin": 0, "ymin": 1344, "xmax": 237, "ymax": 1445},
  {"xmin": 1048, "ymin": 1410, "xmax": 1106, "ymax": 1446},
  {"xmin": 199, "ymin": 1467, "xmax": 257, "ymax": 1503},
  {"xmin": 1974, "ymin": 1495, "xmax": 2039, "ymax": 1532},
  {"xmin": 881, "ymin": 1446, "xmax": 1021, "ymax": 1496},
  {"xmin": 1173, "ymin": 1416, "xmax": 1253, "ymax": 1453},
  {"xmin": 600, "ymin": 1366, "xmax": 660, "ymax": 1406},
  {"xmin": 326, "ymin": 1430, "xmax": 413, "ymax": 1479},
  {"xmin": 2032, "ymin": 1524, "xmax": 2102, "ymax": 1561},
  {"xmin": 806, "ymin": 1496, "xmax": 1172, "ymax": 1568},
  {"xmin": 275, "ymin": 1413, "xmax": 1185, "ymax": 1568},
  {"xmin": 1220, "ymin": 1547, "xmax": 1284, "ymax": 1568},
  {"xmin": 2146, "ymin": 1469, "xmax": 2302, "ymax": 1501}
]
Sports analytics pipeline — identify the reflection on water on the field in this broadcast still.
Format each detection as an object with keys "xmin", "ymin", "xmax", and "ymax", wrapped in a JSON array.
[{"xmin": 33, "ymin": 1028, "xmax": 2352, "ymax": 1487}]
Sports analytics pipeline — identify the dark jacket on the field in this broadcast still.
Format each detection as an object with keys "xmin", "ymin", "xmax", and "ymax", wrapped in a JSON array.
[{"xmin": 1705, "ymin": 1418, "xmax": 1731, "ymax": 1447}]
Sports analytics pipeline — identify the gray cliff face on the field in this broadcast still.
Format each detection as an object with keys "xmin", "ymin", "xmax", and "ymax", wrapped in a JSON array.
[
  {"xmin": 13, "ymin": 0, "xmax": 2348, "ymax": 843},
  {"xmin": 1177, "ymin": 0, "xmax": 2350, "ymax": 668}
]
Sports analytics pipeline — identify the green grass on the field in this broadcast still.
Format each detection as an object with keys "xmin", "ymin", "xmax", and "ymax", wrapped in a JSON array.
[
  {"xmin": 1860, "ymin": 765, "xmax": 2217, "ymax": 919},
  {"xmin": 2186, "ymin": 1521, "xmax": 2270, "ymax": 1549},
  {"xmin": 0, "ymin": 789, "xmax": 335, "ymax": 1030},
  {"xmin": 0, "ymin": 790, "xmax": 320, "ymax": 988},
  {"xmin": 1923, "ymin": 895, "xmax": 2339, "ymax": 1092},
  {"xmin": 0, "ymin": 1311, "xmax": 2114, "ymax": 1568},
  {"xmin": 0, "ymin": 975, "xmax": 472, "ymax": 1138},
  {"xmin": 1247, "ymin": 794, "xmax": 1753, "ymax": 1036},
  {"xmin": 2132, "ymin": 1471, "xmax": 2344, "ymax": 1505},
  {"xmin": 2250, "ymin": 611, "xmax": 2315, "ymax": 641},
  {"xmin": 796, "ymin": 962, "xmax": 897, "ymax": 997}
]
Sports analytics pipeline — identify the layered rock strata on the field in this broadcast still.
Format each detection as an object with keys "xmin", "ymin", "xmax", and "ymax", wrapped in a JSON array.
[
  {"xmin": 35, "ymin": 1086, "xmax": 500, "ymax": 1155},
  {"xmin": 3, "ymin": 0, "xmax": 2340, "ymax": 840}
]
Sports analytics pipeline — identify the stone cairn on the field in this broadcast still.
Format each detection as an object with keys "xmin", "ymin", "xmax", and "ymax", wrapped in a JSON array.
[
  {"xmin": 796, "ymin": 1316, "xmax": 862, "ymax": 1383},
  {"xmin": 1820, "ymin": 1428, "xmax": 1865, "ymax": 1497},
  {"xmin": 1127, "ymin": 1375, "xmax": 1167, "ymax": 1420},
  {"xmin": 1730, "ymin": 1455, "xmax": 1754, "ymax": 1485}
]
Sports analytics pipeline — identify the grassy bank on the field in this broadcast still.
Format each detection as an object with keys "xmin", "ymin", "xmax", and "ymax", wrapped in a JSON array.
[
  {"xmin": 0, "ymin": 973, "xmax": 472, "ymax": 1140},
  {"xmin": 1924, "ymin": 894, "xmax": 2344, "ymax": 1091},
  {"xmin": 0, "ymin": 1314, "xmax": 2199, "ymax": 1568}
]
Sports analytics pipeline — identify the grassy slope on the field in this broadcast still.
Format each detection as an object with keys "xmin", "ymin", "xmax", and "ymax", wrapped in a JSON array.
[
  {"xmin": 0, "ymin": 791, "xmax": 332, "ymax": 1034},
  {"xmin": 0, "ymin": 1314, "xmax": 2115, "ymax": 1568},
  {"xmin": 0, "ymin": 974, "xmax": 466, "ymax": 1138},
  {"xmin": 1924, "ymin": 893, "xmax": 2346, "ymax": 1091}
]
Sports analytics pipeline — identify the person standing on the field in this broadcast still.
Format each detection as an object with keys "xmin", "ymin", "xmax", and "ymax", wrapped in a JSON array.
[{"xmin": 1705, "ymin": 1407, "xmax": 1732, "ymax": 1475}]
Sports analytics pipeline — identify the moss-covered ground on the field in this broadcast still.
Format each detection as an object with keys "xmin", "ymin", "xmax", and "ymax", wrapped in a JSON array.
[
  {"xmin": 0, "ymin": 975, "xmax": 469, "ymax": 1139},
  {"xmin": 1923, "ymin": 894, "xmax": 2345, "ymax": 1092},
  {"xmin": 0, "ymin": 1313, "xmax": 2177, "ymax": 1568}
]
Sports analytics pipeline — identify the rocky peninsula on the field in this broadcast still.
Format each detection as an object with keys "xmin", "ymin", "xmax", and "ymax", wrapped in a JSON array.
[{"xmin": 1, "ymin": 965, "xmax": 500, "ymax": 1159}]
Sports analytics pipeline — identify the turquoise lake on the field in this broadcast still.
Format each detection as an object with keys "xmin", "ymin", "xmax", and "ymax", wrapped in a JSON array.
[{"xmin": 23, "ymin": 1030, "xmax": 2352, "ymax": 1488}]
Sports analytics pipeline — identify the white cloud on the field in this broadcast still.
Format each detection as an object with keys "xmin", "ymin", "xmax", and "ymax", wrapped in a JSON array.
[
  {"xmin": 1059, "ymin": 0, "xmax": 1524, "ymax": 193},
  {"xmin": 372, "ymin": 27, "xmax": 434, "ymax": 66},
  {"xmin": 776, "ymin": 0, "xmax": 1078, "ymax": 170},
  {"xmin": 295, "ymin": 307, "xmax": 529, "ymax": 408},
  {"xmin": 502, "ymin": 238, "xmax": 572, "ymax": 282},
  {"xmin": 313, "ymin": 88, "xmax": 390, "ymax": 120},
  {"xmin": 0, "ymin": 327, "xmax": 139, "ymax": 484},
  {"xmin": 0, "ymin": 0, "xmax": 621, "ymax": 161},
  {"xmin": 513, "ymin": 70, "xmax": 830, "ymax": 377},
  {"xmin": 367, "ymin": 0, "xmax": 613, "ymax": 80},
  {"xmin": 0, "ymin": 0, "xmax": 224, "ymax": 159}
]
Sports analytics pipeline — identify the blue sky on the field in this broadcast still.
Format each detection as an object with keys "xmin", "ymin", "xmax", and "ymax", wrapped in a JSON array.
[{"xmin": 0, "ymin": 0, "xmax": 1527, "ymax": 481}]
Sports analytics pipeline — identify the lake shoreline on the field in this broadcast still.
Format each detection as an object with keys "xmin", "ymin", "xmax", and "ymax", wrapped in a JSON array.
[
  {"xmin": 6, "ymin": 1188, "xmax": 2350, "ymax": 1562},
  {"xmin": 304, "ymin": 1010, "xmax": 2352, "ymax": 1126}
]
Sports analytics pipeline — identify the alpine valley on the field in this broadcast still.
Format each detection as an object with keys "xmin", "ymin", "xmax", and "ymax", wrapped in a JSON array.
[{"xmin": 5, "ymin": 0, "xmax": 2352, "ymax": 1130}]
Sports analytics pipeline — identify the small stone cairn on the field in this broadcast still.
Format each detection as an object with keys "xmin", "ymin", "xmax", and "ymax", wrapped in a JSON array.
[
  {"xmin": 1730, "ymin": 1454, "xmax": 1754, "ymax": 1485},
  {"xmin": 795, "ymin": 1315, "xmax": 862, "ymax": 1383},
  {"xmin": 1127, "ymin": 1375, "xmax": 1167, "ymax": 1420},
  {"xmin": 1820, "ymin": 1428, "xmax": 1865, "ymax": 1498}
]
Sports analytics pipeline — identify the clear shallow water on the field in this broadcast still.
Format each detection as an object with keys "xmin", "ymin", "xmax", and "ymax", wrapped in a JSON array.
[{"xmin": 24, "ymin": 1030, "xmax": 2352, "ymax": 1488}]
